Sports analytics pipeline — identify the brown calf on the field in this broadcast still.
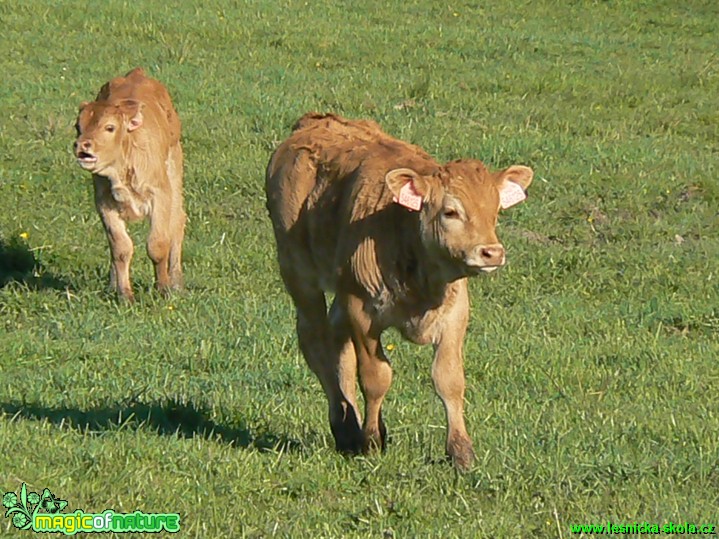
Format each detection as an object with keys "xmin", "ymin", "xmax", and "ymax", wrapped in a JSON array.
[
  {"xmin": 265, "ymin": 113, "xmax": 533, "ymax": 469},
  {"xmin": 74, "ymin": 67, "xmax": 185, "ymax": 302}
]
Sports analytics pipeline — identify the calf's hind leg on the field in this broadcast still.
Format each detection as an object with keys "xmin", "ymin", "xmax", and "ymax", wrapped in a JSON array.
[
  {"xmin": 167, "ymin": 144, "xmax": 185, "ymax": 290},
  {"xmin": 329, "ymin": 298, "xmax": 362, "ymax": 432},
  {"xmin": 283, "ymin": 275, "xmax": 364, "ymax": 453},
  {"xmin": 346, "ymin": 293, "xmax": 391, "ymax": 451},
  {"xmin": 147, "ymin": 196, "xmax": 172, "ymax": 294},
  {"xmin": 167, "ymin": 209, "xmax": 185, "ymax": 290}
]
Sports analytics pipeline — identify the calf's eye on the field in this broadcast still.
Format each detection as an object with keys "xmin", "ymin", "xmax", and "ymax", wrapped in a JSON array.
[
  {"xmin": 105, "ymin": 125, "xmax": 116, "ymax": 133},
  {"xmin": 443, "ymin": 209, "xmax": 460, "ymax": 219}
]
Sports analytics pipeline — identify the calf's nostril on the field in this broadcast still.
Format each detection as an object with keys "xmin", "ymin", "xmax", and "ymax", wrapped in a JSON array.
[{"xmin": 480, "ymin": 246, "xmax": 505, "ymax": 262}]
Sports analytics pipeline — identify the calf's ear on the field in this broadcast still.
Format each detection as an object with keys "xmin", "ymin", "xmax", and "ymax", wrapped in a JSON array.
[
  {"xmin": 78, "ymin": 101, "xmax": 90, "ymax": 113},
  {"xmin": 496, "ymin": 165, "xmax": 533, "ymax": 209},
  {"xmin": 385, "ymin": 168, "xmax": 430, "ymax": 211},
  {"xmin": 128, "ymin": 111, "xmax": 143, "ymax": 132},
  {"xmin": 117, "ymin": 99, "xmax": 144, "ymax": 132}
]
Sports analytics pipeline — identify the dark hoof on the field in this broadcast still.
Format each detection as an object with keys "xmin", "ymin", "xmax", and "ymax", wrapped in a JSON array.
[
  {"xmin": 331, "ymin": 405, "xmax": 364, "ymax": 454},
  {"xmin": 333, "ymin": 423, "xmax": 364, "ymax": 454}
]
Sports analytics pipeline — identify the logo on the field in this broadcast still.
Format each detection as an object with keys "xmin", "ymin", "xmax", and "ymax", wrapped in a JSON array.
[{"xmin": 3, "ymin": 483, "xmax": 180, "ymax": 535}]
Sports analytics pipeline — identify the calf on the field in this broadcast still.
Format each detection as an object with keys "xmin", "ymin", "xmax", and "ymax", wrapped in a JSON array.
[
  {"xmin": 265, "ymin": 113, "xmax": 533, "ymax": 469},
  {"xmin": 74, "ymin": 67, "xmax": 185, "ymax": 302}
]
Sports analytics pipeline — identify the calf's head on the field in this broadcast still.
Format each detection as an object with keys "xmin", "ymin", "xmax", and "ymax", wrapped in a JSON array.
[
  {"xmin": 386, "ymin": 159, "xmax": 533, "ymax": 279},
  {"xmin": 74, "ymin": 100, "xmax": 143, "ymax": 174}
]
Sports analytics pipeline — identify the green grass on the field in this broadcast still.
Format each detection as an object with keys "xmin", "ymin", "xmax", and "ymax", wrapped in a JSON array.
[{"xmin": 1, "ymin": 0, "xmax": 718, "ymax": 537}]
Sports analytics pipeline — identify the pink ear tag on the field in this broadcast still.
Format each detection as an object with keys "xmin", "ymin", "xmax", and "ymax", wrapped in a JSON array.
[
  {"xmin": 394, "ymin": 181, "xmax": 423, "ymax": 211},
  {"xmin": 499, "ymin": 181, "xmax": 527, "ymax": 209}
]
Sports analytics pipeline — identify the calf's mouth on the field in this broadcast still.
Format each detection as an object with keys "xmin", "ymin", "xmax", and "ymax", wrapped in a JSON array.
[
  {"xmin": 76, "ymin": 151, "xmax": 98, "ymax": 167},
  {"xmin": 466, "ymin": 263, "xmax": 502, "ymax": 275}
]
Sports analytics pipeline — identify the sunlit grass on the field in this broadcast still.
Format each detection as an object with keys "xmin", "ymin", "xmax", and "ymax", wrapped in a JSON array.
[{"xmin": 1, "ymin": 1, "xmax": 718, "ymax": 537}]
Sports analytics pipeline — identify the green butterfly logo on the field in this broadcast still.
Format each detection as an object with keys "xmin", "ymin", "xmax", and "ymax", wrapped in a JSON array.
[
  {"xmin": 2, "ymin": 483, "xmax": 68, "ymax": 530},
  {"xmin": 39, "ymin": 488, "xmax": 68, "ymax": 514}
]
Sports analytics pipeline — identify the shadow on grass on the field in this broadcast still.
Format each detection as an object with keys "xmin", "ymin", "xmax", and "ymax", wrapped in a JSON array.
[
  {"xmin": 0, "ymin": 398, "xmax": 301, "ymax": 452},
  {"xmin": 0, "ymin": 237, "xmax": 69, "ymax": 290}
]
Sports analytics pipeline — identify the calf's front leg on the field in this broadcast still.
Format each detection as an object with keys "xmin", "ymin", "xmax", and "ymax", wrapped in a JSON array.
[
  {"xmin": 98, "ymin": 209, "xmax": 135, "ymax": 302},
  {"xmin": 94, "ymin": 178, "xmax": 134, "ymax": 302},
  {"xmin": 431, "ymin": 283, "xmax": 474, "ymax": 471},
  {"xmin": 432, "ymin": 339, "xmax": 474, "ymax": 470}
]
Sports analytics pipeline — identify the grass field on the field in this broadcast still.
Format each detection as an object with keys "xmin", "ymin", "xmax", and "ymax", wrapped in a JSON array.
[{"xmin": 1, "ymin": 0, "xmax": 718, "ymax": 537}]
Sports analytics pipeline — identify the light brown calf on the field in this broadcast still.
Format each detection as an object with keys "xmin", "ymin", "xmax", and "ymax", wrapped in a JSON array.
[
  {"xmin": 74, "ymin": 67, "xmax": 185, "ymax": 302},
  {"xmin": 265, "ymin": 113, "xmax": 533, "ymax": 470}
]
